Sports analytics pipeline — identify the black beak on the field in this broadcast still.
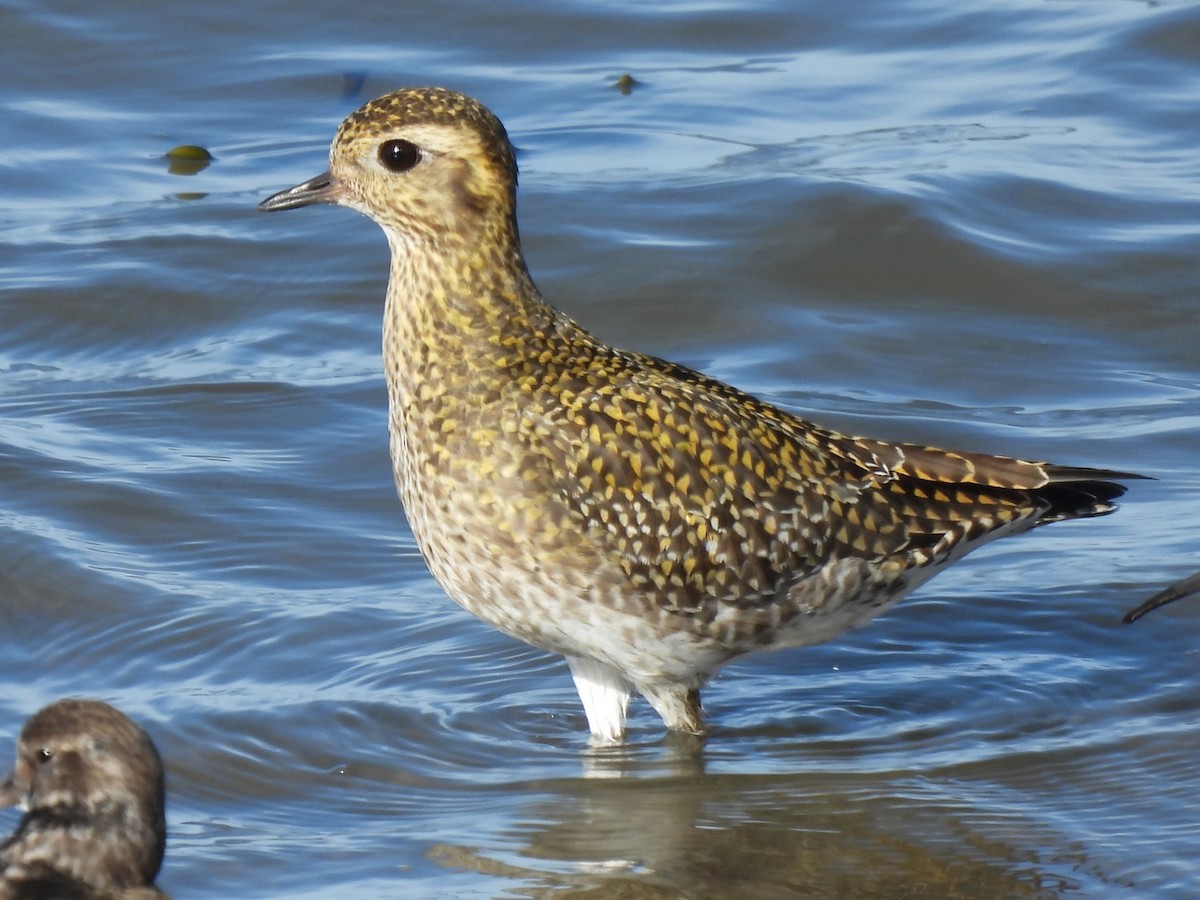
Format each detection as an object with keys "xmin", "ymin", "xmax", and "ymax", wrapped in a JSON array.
[
  {"xmin": 258, "ymin": 171, "xmax": 343, "ymax": 212},
  {"xmin": 0, "ymin": 767, "xmax": 22, "ymax": 809}
]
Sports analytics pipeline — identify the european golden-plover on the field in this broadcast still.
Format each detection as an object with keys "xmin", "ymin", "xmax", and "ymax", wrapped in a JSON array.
[{"xmin": 260, "ymin": 87, "xmax": 1139, "ymax": 743}]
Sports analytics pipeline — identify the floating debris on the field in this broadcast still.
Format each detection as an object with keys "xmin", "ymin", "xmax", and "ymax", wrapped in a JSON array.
[
  {"xmin": 164, "ymin": 144, "xmax": 213, "ymax": 176},
  {"xmin": 613, "ymin": 73, "xmax": 640, "ymax": 95},
  {"xmin": 1123, "ymin": 569, "xmax": 1200, "ymax": 623},
  {"xmin": 342, "ymin": 71, "xmax": 368, "ymax": 101}
]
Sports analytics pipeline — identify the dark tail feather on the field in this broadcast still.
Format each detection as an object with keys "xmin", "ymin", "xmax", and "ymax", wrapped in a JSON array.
[{"xmin": 1038, "ymin": 466, "xmax": 1150, "ymax": 522}]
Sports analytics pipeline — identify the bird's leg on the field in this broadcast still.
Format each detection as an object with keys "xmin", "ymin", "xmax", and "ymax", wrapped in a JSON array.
[
  {"xmin": 566, "ymin": 656, "xmax": 632, "ymax": 745},
  {"xmin": 641, "ymin": 684, "xmax": 705, "ymax": 736}
]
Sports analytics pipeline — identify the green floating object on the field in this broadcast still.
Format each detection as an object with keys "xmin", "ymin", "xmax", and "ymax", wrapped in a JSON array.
[
  {"xmin": 166, "ymin": 144, "xmax": 213, "ymax": 161},
  {"xmin": 613, "ymin": 73, "xmax": 640, "ymax": 95},
  {"xmin": 165, "ymin": 144, "xmax": 213, "ymax": 176}
]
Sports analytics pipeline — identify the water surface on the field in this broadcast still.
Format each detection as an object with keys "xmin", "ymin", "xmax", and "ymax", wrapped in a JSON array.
[{"xmin": 1, "ymin": 1, "xmax": 1198, "ymax": 897}]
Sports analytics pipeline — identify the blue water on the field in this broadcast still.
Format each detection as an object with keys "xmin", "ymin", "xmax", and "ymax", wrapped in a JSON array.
[{"xmin": 2, "ymin": 1, "xmax": 1198, "ymax": 897}]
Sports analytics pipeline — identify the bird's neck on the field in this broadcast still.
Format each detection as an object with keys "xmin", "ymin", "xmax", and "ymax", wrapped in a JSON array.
[
  {"xmin": 380, "ymin": 229, "xmax": 562, "ymax": 406},
  {"xmin": 377, "ymin": 228, "xmax": 584, "ymax": 527}
]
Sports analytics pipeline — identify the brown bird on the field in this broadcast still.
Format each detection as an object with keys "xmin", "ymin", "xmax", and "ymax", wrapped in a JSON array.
[
  {"xmin": 260, "ymin": 87, "xmax": 1141, "ymax": 743},
  {"xmin": 1123, "ymin": 569, "xmax": 1200, "ymax": 623},
  {"xmin": 0, "ymin": 699, "xmax": 167, "ymax": 899}
]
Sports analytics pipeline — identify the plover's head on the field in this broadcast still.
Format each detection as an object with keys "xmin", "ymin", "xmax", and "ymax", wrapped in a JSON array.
[{"xmin": 259, "ymin": 87, "xmax": 521, "ymax": 257}]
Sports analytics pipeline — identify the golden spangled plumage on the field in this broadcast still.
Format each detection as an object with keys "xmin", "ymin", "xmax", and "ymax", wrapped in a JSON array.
[{"xmin": 260, "ymin": 87, "xmax": 1142, "ymax": 743}]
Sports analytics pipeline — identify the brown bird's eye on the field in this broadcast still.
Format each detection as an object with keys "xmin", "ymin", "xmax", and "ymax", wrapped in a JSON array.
[
  {"xmin": 35, "ymin": 748, "xmax": 52, "ymax": 763},
  {"xmin": 379, "ymin": 139, "xmax": 421, "ymax": 173}
]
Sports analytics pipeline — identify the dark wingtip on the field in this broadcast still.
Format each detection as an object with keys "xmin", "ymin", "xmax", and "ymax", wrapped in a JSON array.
[{"xmin": 1044, "ymin": 465, "xmax": 1153, "ymax": 486}]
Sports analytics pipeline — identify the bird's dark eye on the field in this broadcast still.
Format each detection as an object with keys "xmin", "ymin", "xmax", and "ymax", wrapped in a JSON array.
[
  {"xmin": 35, "ymin": 748, "xmax": 52, "ymax": 764},
  {"xmin": 378, "ymin": 139, "xmax": 421, "ymax": 173}
]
